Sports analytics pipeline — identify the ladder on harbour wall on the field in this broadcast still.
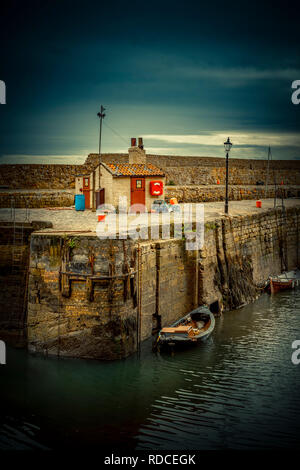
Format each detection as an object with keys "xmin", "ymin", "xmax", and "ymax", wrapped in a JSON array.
[
  {"xmin": 274, "ymin": 187, "xmax": 285, "ymax": 210},
  {"xmin": 9, "ymin": 197, "xmax": 30, "ymax": 329},
  {"xmin": 266, "ymin": 146, "xmax": 286, "ymax": 209},
  {"xmin": 272, "ymin": 155, "xmax": 288, "ymax": 271},
  {"xmin": 11, "ymin": 196, "xmax": 26, "ymax": 274},
  {"xmin": 280, "ymin": 205, "xmax": 288, "ymax": 272},
  {"xmin": 12, "ymin": 222, "xmax": 24, "ymax": 274},
  {"xmin": 273, "ymin": 196, "xmax": 288, "ymax": 273},
  {"xmin": 10, "ymin": 195, "xmax": 30, "ymax": 223}
]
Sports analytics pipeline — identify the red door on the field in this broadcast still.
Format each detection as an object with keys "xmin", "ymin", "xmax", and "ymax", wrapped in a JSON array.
[
  {"xmin": 95, "ymin": 188, "xmax": 105, "ymax": 209},
  {"xmin": 131, "ymin": 177, "xmax": 146, "ymax": 212},
  {"xmin": 83, "ymin": 176, "xmax": 90, "ymax": 208}
]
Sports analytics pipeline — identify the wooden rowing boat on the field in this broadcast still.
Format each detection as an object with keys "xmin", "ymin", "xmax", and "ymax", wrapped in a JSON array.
[
  {"xmin": 269, "ymin": 269, "xmax": 300, "ymax": 294},
  {"xmin": 157, "ymin": 305, "xmax": 215, "ymax": 346}
]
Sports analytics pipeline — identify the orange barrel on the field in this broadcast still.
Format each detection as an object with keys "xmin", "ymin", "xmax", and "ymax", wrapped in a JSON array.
[
  {"xmin": 256, "ymin": 200, "xmax": 262, "ymax": 208},
  {"xmin": 169, "ymin": 197, "xmax": 178, "ymax": 205}
]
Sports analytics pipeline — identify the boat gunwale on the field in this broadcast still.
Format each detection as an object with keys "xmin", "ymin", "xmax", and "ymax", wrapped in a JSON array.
[{"xmin": 158, "ymin": 306, "xmax": 215, "ymax": 342}]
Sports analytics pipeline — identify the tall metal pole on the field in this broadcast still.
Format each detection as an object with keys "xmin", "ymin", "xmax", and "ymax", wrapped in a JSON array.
[
  {"xmin": 265, "ymin": 146, "xmax": 271, "ymax": 199},
  {"xmin": 224, "ymin": 137, "xmax": 232, "ymax": 214},
  {"xmin": 97, "ymin": 105, "xmax": 106, "ymax": 190},
  {"xmin": 225, "ymin": 151, "xmax": 229, "ymax": 214}
]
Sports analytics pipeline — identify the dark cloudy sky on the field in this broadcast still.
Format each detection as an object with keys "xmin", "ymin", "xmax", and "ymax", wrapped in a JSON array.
[{"xmin": 0, "ymin": 0, "xmax": 299, "ymax": 163}]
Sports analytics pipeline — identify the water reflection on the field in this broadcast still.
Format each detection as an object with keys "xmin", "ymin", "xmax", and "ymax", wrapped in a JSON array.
[{"xmin": 1, "ymin": 291, "xmax": 300, "ymax": 450}]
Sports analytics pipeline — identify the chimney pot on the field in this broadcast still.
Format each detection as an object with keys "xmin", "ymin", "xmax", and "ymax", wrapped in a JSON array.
[
  {"xmin": 138, "ymin": 137, "xmax": 144, "ymax": 149},
  {"xmin": 131, "ymin": 138, "xmax": 137, "ymax": 147}
]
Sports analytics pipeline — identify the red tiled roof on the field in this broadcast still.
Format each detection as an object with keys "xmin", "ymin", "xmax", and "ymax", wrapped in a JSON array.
[{"xmin": 103, "ymin": 163, "xmax": 165, "ymax": 177}]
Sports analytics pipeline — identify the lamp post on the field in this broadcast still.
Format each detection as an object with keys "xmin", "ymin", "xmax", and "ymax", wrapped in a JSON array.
[
  {"xmin": 97, "ymin": 105, "xmax": 106, "ymax": 190},
  {"xmin": 224, "ymin": 137, "xmax": 232, "ymax": 214},
  {"xmin": 94, "ymin": 105, "xmax": 106, "ymax": 210}
]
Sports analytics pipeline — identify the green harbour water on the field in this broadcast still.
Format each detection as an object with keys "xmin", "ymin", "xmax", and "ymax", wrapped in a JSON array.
[{"xmin": 1, "ymin": 290, "xmax": 300, "ymax": 450}]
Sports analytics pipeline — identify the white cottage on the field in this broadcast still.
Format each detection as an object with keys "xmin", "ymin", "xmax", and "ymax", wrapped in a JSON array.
[{"xmin": 77, "ymin": 138, "xmax": 166, "ymax": 212}]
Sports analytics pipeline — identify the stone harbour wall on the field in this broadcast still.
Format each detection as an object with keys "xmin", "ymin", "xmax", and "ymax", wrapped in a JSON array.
[
  {"xmin": 138, "ymin": 240, "xmax": 196, "ymax": 341},
  {"xmin": 138, "ymin": 207, "xmax": 300, "ymax": 336},
  {"xmin": 164, "ymin": 166, "xmax": 300, "ymax": 186},
  {"xmin": 27, "ymin": 236, "xmax": 138, "ymax": 360},
  {"xmin": 24, "ymin": 205, "xmax": 300, "ymax": 360},
  {"xmin": 0, "ymin": 185, "xmax": 298, "ymax": 209},
  {"xmin": 0, "ymin": 164, "xmax": 88, "ymax": 189},
  {"xmin": 0, "ymin": 191, "xmax": 74, "ymax": 208},
  {"xmin": 165, "ymin": 185, "xmax": 300, "ymax": 203},
  {"xmin": 1, "ymin": 153, "xmax": 300, "ymax": 190},
  {"xmin": 198, "ymin": 207, "xmax": 300, "ymax": 311},
  {"xmin": 88, "ymin": 154, "xmax": 300, "ymax": 186},
  {"xmin": 0, "ymin": 221, "xmax": 52, "ymax": 346}
]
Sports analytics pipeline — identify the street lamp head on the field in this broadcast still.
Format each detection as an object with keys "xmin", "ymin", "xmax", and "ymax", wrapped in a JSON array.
[
  {"xmin": 97, "ymin": 105, "xmax": 106, "ymax": 119},
  {"xmin": 224, "ymin": 137, "xmax": 232, "ymax": 153}
]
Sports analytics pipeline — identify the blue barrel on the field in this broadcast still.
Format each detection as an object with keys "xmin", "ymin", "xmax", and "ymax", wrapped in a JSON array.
[{"xmin": 75, "ymin": 194, "xmax": 85, "ymax": 211}]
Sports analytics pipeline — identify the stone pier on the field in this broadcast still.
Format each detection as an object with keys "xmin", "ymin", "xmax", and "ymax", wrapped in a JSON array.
[{"xmin": 20, "ymin": 200, "xmax": 300, "ymax": 360}]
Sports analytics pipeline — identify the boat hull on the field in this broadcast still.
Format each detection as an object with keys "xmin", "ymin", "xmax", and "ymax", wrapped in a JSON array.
[
  {"xmin": 270, "ymin": 278, "xmax": 293, "ymax": 294},
  {"xmin": 269, "ymin": 269, "xmax": 300, "ymax": 294},
  {"xmin": 158, "ymin": 306, "xmax": 215, "ymax": 346}
]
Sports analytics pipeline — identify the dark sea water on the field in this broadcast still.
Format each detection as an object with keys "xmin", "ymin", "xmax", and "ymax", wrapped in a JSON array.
[{"xmin": 1, "ymin": 291, "xmax": 300, "ymax": 451}]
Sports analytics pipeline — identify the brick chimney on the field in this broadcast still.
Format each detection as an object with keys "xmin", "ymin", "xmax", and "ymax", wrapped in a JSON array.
[{"xmin": 128, "ymin": 137, "xmax": 146, "ymax": 164}]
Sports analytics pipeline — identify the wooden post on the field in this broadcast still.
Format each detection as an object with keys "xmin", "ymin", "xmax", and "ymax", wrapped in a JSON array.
[
  {"xmin": 137, "ymin": 244, "xmax": 142, "ymax": 354},
  {"xmin": 194, "ymin": 249, "xmax": 199, "ymax": 308},
  {"xmin": 92, "ymin": 170, "xmax": 96, "ymax": 212}
]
